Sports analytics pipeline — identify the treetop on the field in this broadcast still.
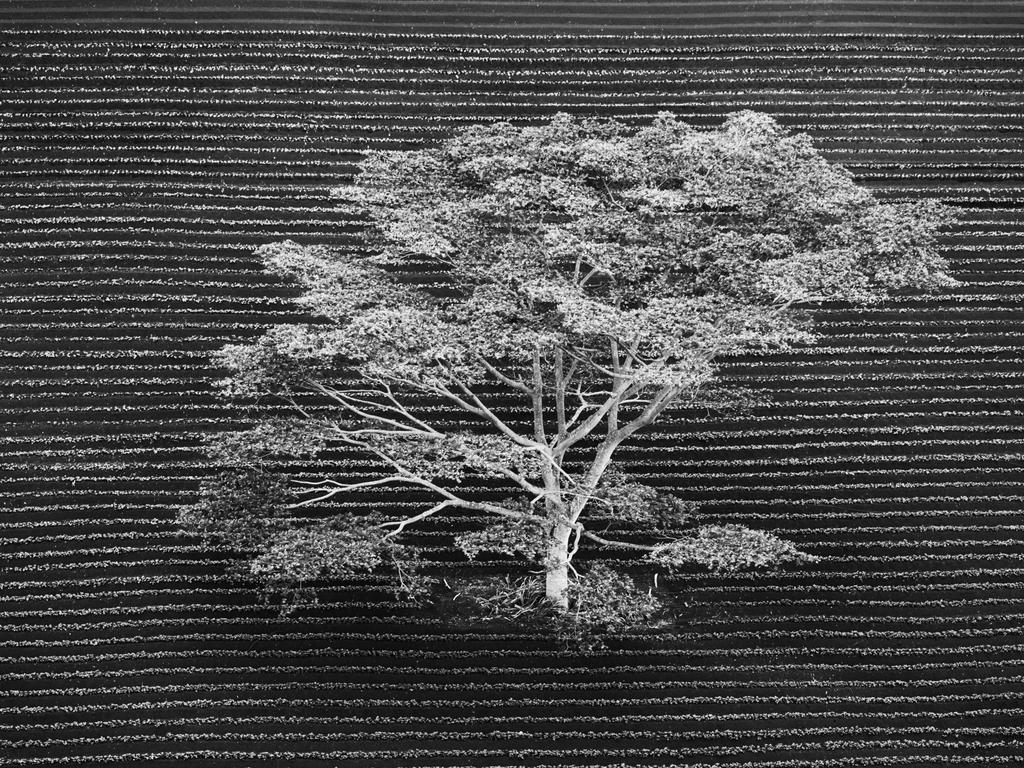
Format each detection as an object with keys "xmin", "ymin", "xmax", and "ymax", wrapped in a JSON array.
[{"xmin": 223, "ymin": 110, "xmax": 952, "ymax": 401}]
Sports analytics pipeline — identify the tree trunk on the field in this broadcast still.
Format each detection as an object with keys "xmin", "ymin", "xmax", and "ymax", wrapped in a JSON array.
[{"xmin": 544, "ymin": 523, "xmax": 573, "ymax": 611}]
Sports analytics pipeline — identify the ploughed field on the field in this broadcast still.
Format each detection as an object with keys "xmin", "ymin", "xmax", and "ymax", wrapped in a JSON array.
[{"xmin": 2, "ymin": 16, "xmax": 1024, "ymax": 767}]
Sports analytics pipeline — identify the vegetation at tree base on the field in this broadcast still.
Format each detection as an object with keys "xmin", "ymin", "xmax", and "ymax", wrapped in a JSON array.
[{"xmin": 178, "ymin": 111, "xmax": 955, "ymax": 636}]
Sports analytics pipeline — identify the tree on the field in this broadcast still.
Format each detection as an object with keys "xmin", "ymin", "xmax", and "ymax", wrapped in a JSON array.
[{"xmin": 179, "ymin": 111, "xmax": 955, "ymax": 627}]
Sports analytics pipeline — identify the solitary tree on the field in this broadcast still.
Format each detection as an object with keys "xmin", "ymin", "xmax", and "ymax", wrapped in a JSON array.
[{"xmin": 180, "ymin": 111, "xmax": 954, "ymax": 627}]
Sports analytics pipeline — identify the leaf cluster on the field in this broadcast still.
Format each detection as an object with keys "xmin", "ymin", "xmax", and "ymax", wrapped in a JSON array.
[
  {"xmin": 365, "ymin": 431, "xmax": 544, "ymax": 483},
  {"xmin": 593, "ymin": 466, "xmax": 698, "ymax": 529},
  {"xmin": 203, "ymin": 418, "xmax": 328, "ymax": 466},
  {"xmin": 562, "ymin": 563, "xmax": 665, "ymax": 637},
  {"xmin": 454, "ymin": 510, "xmax": 549, "ymax": 563},
  {"xmin": 176, "ymin": 468, "xmax": 291, "ymax": 552},
  {"xmin": 649, "ymin": 523, "xmax": 818, "ymax": 573},
  {"xmin": 249, "ymin": 515, "xmax": 391, "ymax": 584}
]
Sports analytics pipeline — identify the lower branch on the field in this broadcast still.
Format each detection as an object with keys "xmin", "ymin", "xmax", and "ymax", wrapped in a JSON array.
[
  {"xmin": 380, "ymin": 500, "xmax": 457, "ymax": 539},
  {"xmin": 288, "ymin": 476, "xmax": 417, "ymax": 508},
  {"xmin": 581, "ymin": 530, "xmax": 660, "ymax": 552}
]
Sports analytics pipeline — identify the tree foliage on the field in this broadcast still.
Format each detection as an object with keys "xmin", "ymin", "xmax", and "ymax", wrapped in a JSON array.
[
  {"xmin": 448, "ymin": 563, "xmax": 666, "ymax": 650},
  {"xmin": 179, "ymin": 111, "xmax": 955, "ymax": 637}
]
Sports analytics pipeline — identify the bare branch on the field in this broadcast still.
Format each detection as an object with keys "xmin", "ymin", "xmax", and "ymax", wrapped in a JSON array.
[
  {"xmin": 554, "ymin": 347, "xmax": 567, "ymax": 442},
  {"xmin": 427, "ymin": 363, "xmax": 541, "ymax": 450},
  {"xmin": 381, "ymin": 500, "xmax": 457, "ymax": 539},
  {"xmin": 313, "ymin": 382, "xmax": 437, "ymax": 437},
  {"xmin": 476, "ymin": 459, "xmax": 546, "ymax": 497},
  {"xmin": 327, "ymin": 433, "xmax": 538, "ymax": 525},
  {"xmin": 579, "ymin": 265, "xmax": 610, "ymax": 287},
  {"xmin": 525, "ymin": 444, "xmax": 576, "ymax": 486},
  {"xmin": 287, "ymin": 476, "xmax": 419, "ymax": 508},
  {"xmin": 562, "ymin": 356, "xmax": 579, "ymax": 398},
  {"xmin": 376, "ymin": 383, "xmax": 440, "ymax": 433},
  {"xmin": 581, "ymin": 530, "xmax": 660, "ymax": 552},
  {"xmin": 561, "ymin": 345, "xmax": 622, "ymax": 379},
  {"xmin": 530, "ymin": 349, "xmax": 548, "ymax": 446},
  {"xmin": 555, "ymin": 378, "xmax": 642, "ymax": 456},
  {"xmin": 614, "ymin": 384, "xmax": 682, "ymax": 440},
  {"xmin": 282, "ymin": 393, "xmax": 319, "ymax": 422},
  {"xmin": 478, "ymin": 355, "xmax": 531, "ymax": 394},
  {"xmin": 608, "ymin": 339, "xmax": 623, "ymax": 433}
]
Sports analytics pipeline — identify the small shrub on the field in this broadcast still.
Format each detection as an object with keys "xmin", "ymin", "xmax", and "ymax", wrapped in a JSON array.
[{"xmin": 447, "ymin": 563, "xmax": 669, "ymax": 649}]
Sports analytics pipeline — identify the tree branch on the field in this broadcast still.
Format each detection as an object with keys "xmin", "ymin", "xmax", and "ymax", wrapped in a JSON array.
[
  {"xmin": 328, "ymin": 432, "xmax": 537, "ymax": 524},
  {"xmin": 312, "ymin": 382, "xmax": 438, "ymax": 437},
  {"xmin": 490, "ymin": 462, "xmax": 547, "ymax": 497},
  {"xmin": 287, "ymin": 475, "xmax": 420, "ymax": 508},
  {"xmin": 554, "ymin": 347, "xmax": 567, "ymax": 442},
  {"xmin": 530, "ymin": 348, "xmax": 562, "ymax": 511},
  {"xmin": 531, "ymin": 349, "xmax": 548, "ymax": 446},
  {"xmin": 581, "ymin": 530, "xmax": 660, "ymax": 552},
  {"xmin": 555, "ymin": 378, "xmax": 641, "ymax": 456},
  {"xmin": 561, "ymin": 345, "xmax": 623, "ymax": 379},
  {"xmin": 380, "ymin": 383, "xmax": 440, "ymax": 433},
  {"xmin": 424, "ymin": 374, "xmax": 540, "ymax": 450},
  {"xmin": 608, "ymin": 338, "xmax": 623, "ymax": 433},
  {"xmin": 477, "ymin": 355, "xmax": 531, "ymax": 394},
  {"xmin": 613, "ymin": 384, "xmax": 682, "ymax": 441},
  {"xmin": 381, "ymin": 500, "xmax": 457, "ymax": 539}
]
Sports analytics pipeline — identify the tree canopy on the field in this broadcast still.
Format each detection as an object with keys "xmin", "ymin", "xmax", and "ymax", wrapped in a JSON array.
[{"xmin": 180, "ymin": 111, "xmax": 955, "ymax": 632}]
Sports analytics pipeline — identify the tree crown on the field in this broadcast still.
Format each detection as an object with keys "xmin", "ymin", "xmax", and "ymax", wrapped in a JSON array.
[{"xmin": 221, "ymin": 110, "xmax": 952, "ymax": 401}]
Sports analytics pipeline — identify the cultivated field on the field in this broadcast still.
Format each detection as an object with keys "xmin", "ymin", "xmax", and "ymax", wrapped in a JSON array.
[{"xmin": 2, "ymin": 5, "xmax": 1024, "ymax": 766}]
